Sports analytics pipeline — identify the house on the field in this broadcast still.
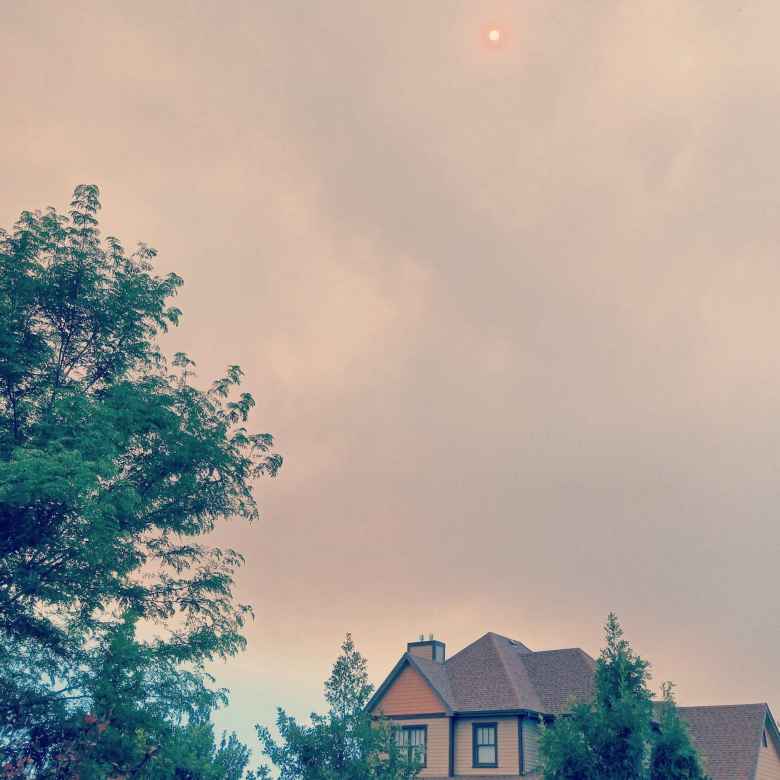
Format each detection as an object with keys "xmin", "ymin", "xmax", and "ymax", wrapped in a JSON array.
[{"xmin": 366, "ymin": 632, "xmax": 780, "ymax": 780}]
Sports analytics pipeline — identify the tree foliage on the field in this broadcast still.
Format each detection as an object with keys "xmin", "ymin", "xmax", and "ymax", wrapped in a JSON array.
[
  {"xmin": 649, "ymin": 683, "xmax": 708, "ymax": 780},
  {"xmin": 540, "ymin": 614, "xmax": 708, "ymax": 780},
  {"xmin": 256, "ymin": 634, "xmax": 420, "ymax": 780},
  {"xmin": 0, "ymin": 185, "xmax": 279, "ymax": 777}
]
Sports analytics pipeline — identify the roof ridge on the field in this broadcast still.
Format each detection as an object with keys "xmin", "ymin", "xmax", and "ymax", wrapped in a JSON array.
[
  {"xmin": 445, "ymin": 631, "xmax": 494, "ymax": 664},
  {"xmin": 487, "ymin": 631, "xmax": 532, "ymax": 651},
  {"xmin": 488, "ymin": 633, "xmax": 526, "ymax": 707},
  {"xmin": 530, "ymin": 647, "xmax": 588, "ymax": 655},
  {"xmin": 447, "ymin": 632, "xmax": 534, "ymax": 664}
]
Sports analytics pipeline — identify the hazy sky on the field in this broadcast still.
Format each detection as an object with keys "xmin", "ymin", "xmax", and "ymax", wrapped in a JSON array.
[{"xmin": 4, "ymin": 0, "xmax": 780, "ymax": 758}]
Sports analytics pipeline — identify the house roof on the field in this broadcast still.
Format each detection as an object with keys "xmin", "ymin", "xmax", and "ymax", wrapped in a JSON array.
[
  {"xmin": 678, "ymin": 703, "xmax": 775, "ymax": 780},
  {"xmin": 521, "ymin": 647, "xmax": 597, "ymax": 714},
  {"xmin": 370, "ymin": 632, "xmax": 779, "ymax": 780},
  {"xmin": 368, "ymin": 632, "xmax": 596, "ymax": 716},
  {"xmin": 445, "ymin": 631, "xmax": 542, "ymax": 713}
]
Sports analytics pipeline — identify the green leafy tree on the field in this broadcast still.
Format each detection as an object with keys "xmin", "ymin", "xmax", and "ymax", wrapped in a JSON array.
[
  {"xmin": 256, "ymin": 634, "xmax": 420, "ymax": 780},
  {"xmin": 540, "ymin": 615, "xmax": 709, "ymax": 780},
  {"xmin": 649, "ymin": 683, "xmax": 708, "ymax": 780},
  {"xmin": 2, "ymin": 612, "xmax": 256, "ymax": 778},
  {"xmin": 143, "ymin": 724, "xmax": 255, "ymax": 780},
  {"xmin": 0, "ymin": 185, "xmax": 279, "ymax": 776}
]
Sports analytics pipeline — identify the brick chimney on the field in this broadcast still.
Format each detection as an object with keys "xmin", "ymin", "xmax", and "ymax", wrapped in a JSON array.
[{"xmin": 407, "ymin": 635, "xmax": 445, "ymax": 663}]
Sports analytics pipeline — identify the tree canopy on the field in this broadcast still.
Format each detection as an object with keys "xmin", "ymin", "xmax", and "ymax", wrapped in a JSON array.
[{"xmin": 0, "ymin": 185, "xmax": 280, "ymax": 777}]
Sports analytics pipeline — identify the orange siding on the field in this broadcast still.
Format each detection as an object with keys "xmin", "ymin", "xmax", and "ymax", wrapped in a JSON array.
[
  {"xmin": 371, "ymin": 664, "xmax": 445, "ymax": 716},
  {"xmin": 390, "ymin": 717, "xmax": 450, "ymax": 778},
  {"xmin": 454, "ymin": 717, "xmax": 519, "ymax": 775},
  {"xmin": 756, "ymin": 726, "xmax": 780, "ymax": 780}
]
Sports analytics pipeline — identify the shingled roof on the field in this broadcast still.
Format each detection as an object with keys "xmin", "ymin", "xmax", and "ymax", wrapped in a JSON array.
[
  {"xmin": 678, "ymin": 703, "xmax": 775, "ymax": 780},
  {"xmin": 368, "ymin": 632, "xmax": 596, "ymax": 716},
  {"xmin": 370, "ymin": 632, "xmax": 780, "ymax": 780},
  {"xmin": 521, "ymin": 647, "xmax": 597, "ymax": 714}
]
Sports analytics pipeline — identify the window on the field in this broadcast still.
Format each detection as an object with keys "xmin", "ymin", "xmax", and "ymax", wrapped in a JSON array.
[
  {"xmin": 395, "ymin": 725, "xmax": 427, "ymax": 768},
  {"xmin": 473, "ymin": 722, "xmax": 498, "ymax": 768}
]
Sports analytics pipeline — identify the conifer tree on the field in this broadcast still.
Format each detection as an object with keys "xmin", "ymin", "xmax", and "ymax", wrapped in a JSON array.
[
  {"xmin": 540, "ymin": 614, "xmax": 709, "ymax": 780},
  {"xmin": 256, "ymin": 634, "xmax": 420, "ymax": 779},
  {"xmin": 649, "ymin": 683, "xmax": 708, "ymax": 780}
]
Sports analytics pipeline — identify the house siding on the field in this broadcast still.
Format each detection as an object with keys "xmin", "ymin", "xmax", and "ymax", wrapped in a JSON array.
[
  {"xmin": 756, "ymin": 726, "xmax": 780, "ymax": 780},
  {"xmin": 371, "ymin": 664, "xmax": 446, "ymax": 716},
  {"xmin": 454, "ymin": 717, "xmax": 519, "ymax": 775},
  {"xmin": 521, "ymin": 717, "xmax": 542, "ymax": 775},
  {"xmin": 391, "ymin": 717, "xmax": 450, "ymax": 778}
]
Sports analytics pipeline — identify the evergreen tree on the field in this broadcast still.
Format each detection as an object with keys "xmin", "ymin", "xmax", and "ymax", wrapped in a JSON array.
[
  {"xmin": 649, "ymin": 683, "xmax": 708, "ymax": 780},
  {"xmin": 590, "ymin": 613, "xmax": 654, "ymax": 779},
  {"xmin": 0, "ymin": 185, "xmax": 279, "ymax": 776},
  {"xmin": 541, "ymin": 614, "xmax": 707, "ymax": 780},
  {"xmin": 256, "ymin": 634, "xmax": 420, "ymax": 779}
]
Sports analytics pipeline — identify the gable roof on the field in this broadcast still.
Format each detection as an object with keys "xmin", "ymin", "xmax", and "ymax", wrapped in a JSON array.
[
  {"xmin": 678, "ymin": 703, "xmax": 775, "ymax": 780},
  {"xmin": 408, "ymin": 653, "xmax": 457, "ymax": 712},
  {"xmin": 366, "ymin": 653, "xmax": 455, "ymax": 715},
  {"xmin": 370, "ymin": 632, "xmax": 596, "ymax": 717}
]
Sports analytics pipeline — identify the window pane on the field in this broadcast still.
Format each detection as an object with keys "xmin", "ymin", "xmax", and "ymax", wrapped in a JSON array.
[
  {"xmin": 478, "ymin": 745, "xmax": 496, "ymax": 764},
  {"xmin": 477, "ymin": 726, "xmax": 496, "ymax": 745},
  {"xmin": 400, "ymin": 728, "xmax": 424, "ymax": 767}
]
